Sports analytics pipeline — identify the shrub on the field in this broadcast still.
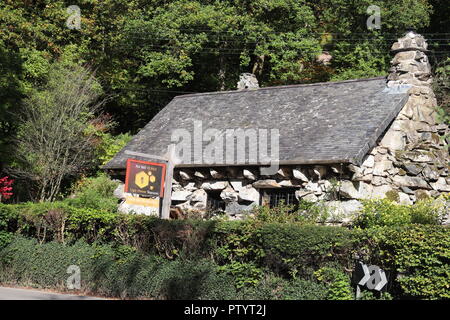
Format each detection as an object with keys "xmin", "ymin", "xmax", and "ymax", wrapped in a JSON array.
[
  {"xmin": 96, "ymin": 132, "xmax": 132, "ymax": 166},
  {"xmin": 410, "ymin": 199, "xmax": 447, "ymax": 225},
  {"xmin": 0, "ymin": 235, "xmax": 237, "ymax": 299},
  {"xmin": 238, "ymin": 274, "xmax": 328, "ymax": 300},
  {"xmin": 65, "ymin": 207, "xmax": 120, "ymax": 243},
  {"xmin": 0, "ymin": 203, "xmax": 19, "ymax": 232},
  {"xmin": 212, "ymin": 220, "xmax": 264, "ymax": 264},
  {"xmin": 314, "ymin": 266, "xmax": 353, "ymax": 300},
  {"xmin": 0, "ymin": 236, "xmax": 98, "ymax": 288},
  {"xmin": 148, "ymin": 219, "xmax": 217, "ymax": 259},
  {"xmin": 0, "ymin": 231, "xmax": 12, "ymax": 250},
  {"xmin": 251, "ymin": 200, "xmax": 330, "ymax": 224},
  {"xmin": 279, "ymin": 277, "xmax": 328, "ymax": 300},
  {"xmin": 0, "ymin": 202, "xmax": 448, "ymax": 300},
  {"xmin": 354, "ymin": 198, "xmax": 445, "ymax": 228},
  {"xmin": 251, "ymin": 202, "xmax": 300, "ymax": 223},
  {"xmin": 1, "ymin": 202, "xmax": 122, "ymax": 244},
  {"xmin": 211, "ymin": 220, "xmax": 265, "ymax": 287},
  {"xmin": 355, "ymin": 199, "xmax": 411, "ymax": 228},
  {"xmin": 66, "ymin": 173, "xmax": 119, "ymax": 212},
  {"xmin": 151, "ymin": 259, "xmax": 237, "ymax": 300},
  {"xmin": 217, "ymin": 261, "xmax": 263, "ymax": 288},
  {"xmin": 0, "ymin": 176, "xmax": 14, "ymax": 200},
  {"xmin": 259, "ymin": 224, "xmax": 357, "ymax": 278},
  {"xmin": 365, "ymin": 225, "xmax": 450, "ymax": 299},
  {"xmin": 9, "ymin": 201, "xmax": 71, "ymax": 242}
]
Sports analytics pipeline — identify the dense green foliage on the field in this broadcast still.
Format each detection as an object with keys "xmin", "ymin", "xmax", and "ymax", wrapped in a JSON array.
[
  {"xmin": 66, "ymin": 173, "xmax": 120, "ymax": 212},
  {"xmin": 354, "ymin": 198, "xmax": 448, "ymax": 228},
  {"xmin": 259, "ymin": 224, "xmax": 356, "ymax": 278},
  {"xmin": 0, "ymin": 234, "xmax": 336, "ymax": 299},
  {"xmin": 0, "ymin": 199, "xmax": 449, "ymax": 299},
  {"xmin": 314, "ymin": 267, "xmax": 353, "ymax": 300},
  {"xmin": 251, "ymin": 200, "xmax": 331, "ymax": 224},
  {"xmin": 0, "ymin": 236, "xmax": 238, "ymax": 299},
  {"xmin": 435, "ymin": 58, "xmax": 450, "ymax": 127},
  {"xmin": 365, "ymin": 225, "xmax": 450, "ymax": 299}
]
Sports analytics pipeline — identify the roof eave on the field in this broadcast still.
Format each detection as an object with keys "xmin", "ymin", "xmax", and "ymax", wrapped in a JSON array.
[{"xmin": 103, "ymin": 158, "xmax": 353, "ymax": 171}]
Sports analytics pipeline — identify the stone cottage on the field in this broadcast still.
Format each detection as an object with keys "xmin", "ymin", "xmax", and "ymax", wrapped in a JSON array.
[{"xmin": 104, "ymin": 32, "xmax": 450, "ymax": 222}]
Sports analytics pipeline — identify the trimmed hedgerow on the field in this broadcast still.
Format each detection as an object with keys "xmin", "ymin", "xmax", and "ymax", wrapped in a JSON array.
[
  {"xmin": 0, "ymin": 236, "xmax": 239, "ymax": 299},
  {"xmin": 0, "ymin": 236, "xmax": 330, "ymax": 300},
  {"xmin": 363, "ymin": 225, "xmax": 450, "ymax": 300},
  {"xmin": 0, "ymin": 201, "xmax": 449, "ymax": 300},
  {"xmin": 259, "ymin": 224, "xmax": 358, "ymax": 278}
]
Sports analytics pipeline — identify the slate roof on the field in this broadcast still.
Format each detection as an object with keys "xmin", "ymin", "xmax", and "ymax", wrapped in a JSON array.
[{"xmin": 104, "ymin": 77, "xmax": 409, "ymax": 169}]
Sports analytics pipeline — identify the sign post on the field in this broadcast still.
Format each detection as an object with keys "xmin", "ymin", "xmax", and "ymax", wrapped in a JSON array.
[
  {"xmin": 124, "ymin": 145, "xmax": 176, "ymax": 219},
  {"xmin": 161, "ymin": 145, "xmax": 175, "ymax": 219}
]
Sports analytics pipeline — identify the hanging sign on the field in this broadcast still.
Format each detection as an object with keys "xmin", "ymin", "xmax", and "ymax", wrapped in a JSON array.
[{"xmin": 124, "ymin": 159, "xmax": 166, "ymax": 197}]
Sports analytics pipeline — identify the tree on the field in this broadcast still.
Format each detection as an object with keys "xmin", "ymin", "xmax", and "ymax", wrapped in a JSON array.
[
  {"xmin": 434, "ymin": 58, "xmax": 450, "ymax": 125},
  {"xmin": 0, "ymin": 42, "xmax": 23, "ymax": 170},
  {"xmin": 13, "ymin": 61, "xmax": 107, "ymax": 202},
  {"xmin": 0, "ymin": 0, "xmax": 444, "ymax": 136}
]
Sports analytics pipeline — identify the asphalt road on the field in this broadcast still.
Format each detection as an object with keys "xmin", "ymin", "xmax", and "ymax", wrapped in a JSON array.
[{"xmin": 0, "ymin": 287, "xmax": 105, "ymax": 300}]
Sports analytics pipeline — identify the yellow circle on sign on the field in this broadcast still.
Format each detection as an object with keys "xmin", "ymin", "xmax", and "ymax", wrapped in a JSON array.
[{"xmin": 150, "ymin": 175, "xmax": 156, "ymax": 183}]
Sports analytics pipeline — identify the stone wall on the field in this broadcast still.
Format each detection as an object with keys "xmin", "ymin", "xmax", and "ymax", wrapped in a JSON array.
[
  {"xmin": 170, "ymin": 164, "xmax": 348, "ymax": 219},
  {"xmin": 355, "ymin": 32, "xmax": 450, "ymax": 202}
]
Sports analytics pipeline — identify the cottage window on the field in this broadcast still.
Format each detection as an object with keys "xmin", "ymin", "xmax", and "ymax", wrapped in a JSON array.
[
  {"xmin": 263, "ymin": 188, "xmax": 298, "ymax": 208},
  {"xmin": 206, "ymin": 191, "xmax": 226, "ymax": 211}
]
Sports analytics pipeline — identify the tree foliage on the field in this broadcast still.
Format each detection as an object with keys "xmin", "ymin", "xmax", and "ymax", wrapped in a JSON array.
[
  {"xmin": 13, "ymin": 61, "xmax": 107, "ymax": 202},
  {"xmin": 1, "ymin": 0, "xmax": 445, "ymax": 136}
]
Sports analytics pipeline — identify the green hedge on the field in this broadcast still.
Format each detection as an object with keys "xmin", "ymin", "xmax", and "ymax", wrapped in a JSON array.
[
  {"xmin": 365, "ymin": 225, "xmax": 450, "ymax": 299},
  {"xmin": 259, "ymin": 224, "xmax": 357, "ymax": 278},
  {"xmin": 0, "ymin": 236, "xmax": 329, "ymax": 300},
  {"xmin": 0, "ymin": 202, "xmax": 449, "ymax": 300}
]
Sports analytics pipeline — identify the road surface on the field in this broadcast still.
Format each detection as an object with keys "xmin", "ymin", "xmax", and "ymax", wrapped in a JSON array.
[{"xmin": 0, "ymin": 286, "xmax": 105, "ymax": 300}]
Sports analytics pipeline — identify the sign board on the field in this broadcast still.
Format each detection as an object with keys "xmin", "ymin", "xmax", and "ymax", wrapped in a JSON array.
[
  {"xmin": 124, "ymin": 145, "xmax": 176, "ymax": 219},
  {"xmin": 352, "ymin": 261, "xmax": 389, "ymax": 292},
  {"xmin": 124, "ymin": 159, "xmax": 166, "ymax": 197}
]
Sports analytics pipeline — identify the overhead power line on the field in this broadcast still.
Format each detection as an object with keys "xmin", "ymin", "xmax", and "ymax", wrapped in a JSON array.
[
  {"xmin": 124, "ymin": 30, "xmax": 450, "ymax": 42},
  {"xmin": 127, "ymin": 27, "xmax": 450, "ymax": 36}
]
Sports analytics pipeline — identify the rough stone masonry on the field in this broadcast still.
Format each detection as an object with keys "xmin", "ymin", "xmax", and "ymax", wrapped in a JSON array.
[{"xmin": 113, "ymin": 32, "xmax": 450, "ymax": 224}]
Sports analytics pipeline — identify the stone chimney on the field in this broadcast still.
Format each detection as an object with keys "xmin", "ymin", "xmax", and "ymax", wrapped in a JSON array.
[
  {"xmin": 344, "ymin": 32, "xmax": 450, "ymax": 206},
  {"xmin": 237, "ymin": 73, "xmax": 259, "ymax": 90},
  {"xmin": 387, "ymin": 31, "xmax": 432, "ymax": 88},
  {"xmin": 387, "ymin": 32, "xmax": 439, "ymax": 140},
  {"xmin": 374, "ymin": 31, "xmax": 450, "ymax": 199}
]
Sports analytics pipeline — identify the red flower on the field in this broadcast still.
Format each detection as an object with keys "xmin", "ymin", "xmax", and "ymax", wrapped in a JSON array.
[{"xmin": 0, "ymin": 176, "xmax": 14, "ymax": 199}]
